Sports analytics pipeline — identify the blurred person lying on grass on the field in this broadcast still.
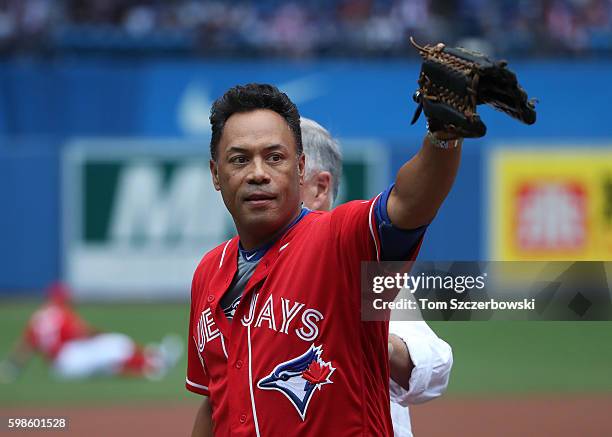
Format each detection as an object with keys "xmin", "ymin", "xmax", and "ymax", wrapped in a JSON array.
[{"xmin": 0, "ymin": 282, "xmax": 182, "ymax": 383}]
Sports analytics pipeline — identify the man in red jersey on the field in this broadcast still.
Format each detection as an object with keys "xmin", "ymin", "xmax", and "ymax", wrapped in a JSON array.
[
  {"xmin": 187, "ymin": 83, "xmax": 462, "ymax": 436},
  {"xmin": 299, "ymin": 117, "xmax": 453, "ymax": 437},
  {"xmin": 0, "ymin": 282, "xmax": 181, "ymax": 382}
]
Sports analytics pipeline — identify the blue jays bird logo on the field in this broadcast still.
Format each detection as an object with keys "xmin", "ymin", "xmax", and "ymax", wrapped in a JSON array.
[{"xmin": 257, "ymin": 345, "xmax": 335, "ymax": 420}]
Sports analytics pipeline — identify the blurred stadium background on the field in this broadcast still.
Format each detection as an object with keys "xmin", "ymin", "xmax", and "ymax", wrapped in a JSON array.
[{"xmin": 1, "ymin": 0, "xmax": 612, "ymax": 436}]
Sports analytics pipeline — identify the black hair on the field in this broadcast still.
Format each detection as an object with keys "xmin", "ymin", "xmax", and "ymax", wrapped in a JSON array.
[{"xmin": 209, "ymin": 83, "xmax": 302, "ymax": 160}]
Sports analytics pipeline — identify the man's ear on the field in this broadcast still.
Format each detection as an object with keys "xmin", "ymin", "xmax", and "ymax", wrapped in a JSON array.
[
  {"xmin": 210, "ymin": 159, "xmax": 221, "ymax": 191},
  {"xmin": 315, "ymin": 171, "xmax": 331, "ymax": 199},
  {"xmin": 298, "ymin": 153, "xmax": 306, "ymax": 186}
]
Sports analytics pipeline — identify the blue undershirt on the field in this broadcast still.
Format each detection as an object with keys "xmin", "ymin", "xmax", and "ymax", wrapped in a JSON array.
[{"xmin": 375, "ymin": 184, "xmax": 428, "ymax": 261}]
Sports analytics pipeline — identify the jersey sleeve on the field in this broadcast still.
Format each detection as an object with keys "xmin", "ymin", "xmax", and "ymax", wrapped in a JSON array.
[
  {"xmin": 330, "ymin": 196, "xmax": 383, "ymax": 262},
  {"xmin": 186, "ymin": 274, "xmax": 210, "ymax": 397},
  {"xmin": 331, "ymin": 184, "xmax": 427, "ymax": 262},
  {"xmin": 374, "ymin": 184, "xmax": 427, "ymax": 261}
]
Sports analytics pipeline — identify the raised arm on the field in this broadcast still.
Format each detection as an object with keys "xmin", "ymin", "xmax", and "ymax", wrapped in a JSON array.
[
  {"xmin": 387, "ymin": 134, "xmax": 462, "ymax": 230},
  {"xmin": 389, "ymin": 36, "xmax": 537, "ymax": 230}
]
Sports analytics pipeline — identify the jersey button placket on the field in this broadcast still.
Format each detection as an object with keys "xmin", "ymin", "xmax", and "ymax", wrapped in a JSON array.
[
  {"xmin": 239, "ymin": 414, "xmax": 247, "ymax": 424},
  {"xmin": 235, "ymin": 359, "xmax": 243, "ymax": 369}
]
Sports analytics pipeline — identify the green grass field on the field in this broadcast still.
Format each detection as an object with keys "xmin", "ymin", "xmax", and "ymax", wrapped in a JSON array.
[{"xmin": 1, "ymin": 301, "xmax": 611, "ymax": 406}]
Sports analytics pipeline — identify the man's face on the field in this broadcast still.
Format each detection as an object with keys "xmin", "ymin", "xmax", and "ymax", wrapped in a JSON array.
[{"xmin": 210, "ymin": 109, "xmax": 305, "ymax": 243}]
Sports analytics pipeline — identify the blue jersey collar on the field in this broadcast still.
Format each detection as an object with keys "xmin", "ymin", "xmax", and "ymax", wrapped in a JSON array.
[{"xmin": 239, "ymin": 207, "xmax": 311, "ymax": 262}]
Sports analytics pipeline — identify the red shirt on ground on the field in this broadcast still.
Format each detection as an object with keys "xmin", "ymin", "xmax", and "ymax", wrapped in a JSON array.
[{"xmin": 24, "ymin": 303, "xmax": 92, "ymax": 360}]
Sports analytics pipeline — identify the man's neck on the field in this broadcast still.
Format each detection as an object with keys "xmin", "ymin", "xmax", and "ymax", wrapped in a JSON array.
[{"xmin": 237, "ymin": 207, "xmax": 303, "ymax": 251}]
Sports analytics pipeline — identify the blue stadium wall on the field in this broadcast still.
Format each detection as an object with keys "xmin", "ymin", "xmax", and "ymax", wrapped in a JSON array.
[{"xmin": 1, "ymin": 58, "xmax": 611, "ymax": 292}]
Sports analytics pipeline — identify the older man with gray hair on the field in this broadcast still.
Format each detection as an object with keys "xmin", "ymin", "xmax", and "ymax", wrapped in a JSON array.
[
  {"xmin": 299, "ymin": 117, "xmax": 453, "ymax": 437},
  {"xmin": 300, "ymin": 117, "xmax": 342, "ymax": 212}
]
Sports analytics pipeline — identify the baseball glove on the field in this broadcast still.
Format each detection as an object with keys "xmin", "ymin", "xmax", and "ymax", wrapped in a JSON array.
[{"xmin": 409, "ymin": 37, "xmax": 537, "ymax": 138}]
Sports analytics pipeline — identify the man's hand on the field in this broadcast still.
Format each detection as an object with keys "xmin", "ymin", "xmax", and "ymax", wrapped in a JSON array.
[
  {"xmin": 388, "ymin": 334, "xmax": 414, "ymax": 391},
  {"xmin": 409, "ymin": 37, "xmax": 536, "ymax": 139},
  {"xmin": 191, "ymin": 397, "xmax": 214, "ymax": 437}
]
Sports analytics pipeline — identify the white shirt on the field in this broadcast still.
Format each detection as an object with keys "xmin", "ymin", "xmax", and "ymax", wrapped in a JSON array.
[{"xmin": 388, "ymin": 320, "xmax": 454, "ymax": 437}]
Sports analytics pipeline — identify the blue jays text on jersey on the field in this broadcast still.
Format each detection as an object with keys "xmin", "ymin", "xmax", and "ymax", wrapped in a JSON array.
[{"xmin": 196, "ymin": 292, "xmax": 325, "ymax": 353}]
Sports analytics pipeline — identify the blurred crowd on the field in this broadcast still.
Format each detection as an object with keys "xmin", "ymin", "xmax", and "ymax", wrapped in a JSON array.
[{"xmin": 0, "ymin": 0, "xmax": 611, "ymax": 57}]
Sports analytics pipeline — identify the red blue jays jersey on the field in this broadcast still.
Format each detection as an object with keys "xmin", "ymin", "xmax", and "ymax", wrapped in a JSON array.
[{"xmin": 186, "ymin": 195, "xmax": 421, "ymax": 436}]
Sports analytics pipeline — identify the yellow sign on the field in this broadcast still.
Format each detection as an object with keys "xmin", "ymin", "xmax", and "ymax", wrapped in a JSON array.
[{"xmin": 490, "ymin": 148, "xmax": 612, "ymax": 261}]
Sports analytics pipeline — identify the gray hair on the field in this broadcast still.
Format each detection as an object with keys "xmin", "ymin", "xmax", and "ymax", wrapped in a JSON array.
[{"xmin": 300, "ymin": 117, "xmax": 342, "ymax": 202}]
